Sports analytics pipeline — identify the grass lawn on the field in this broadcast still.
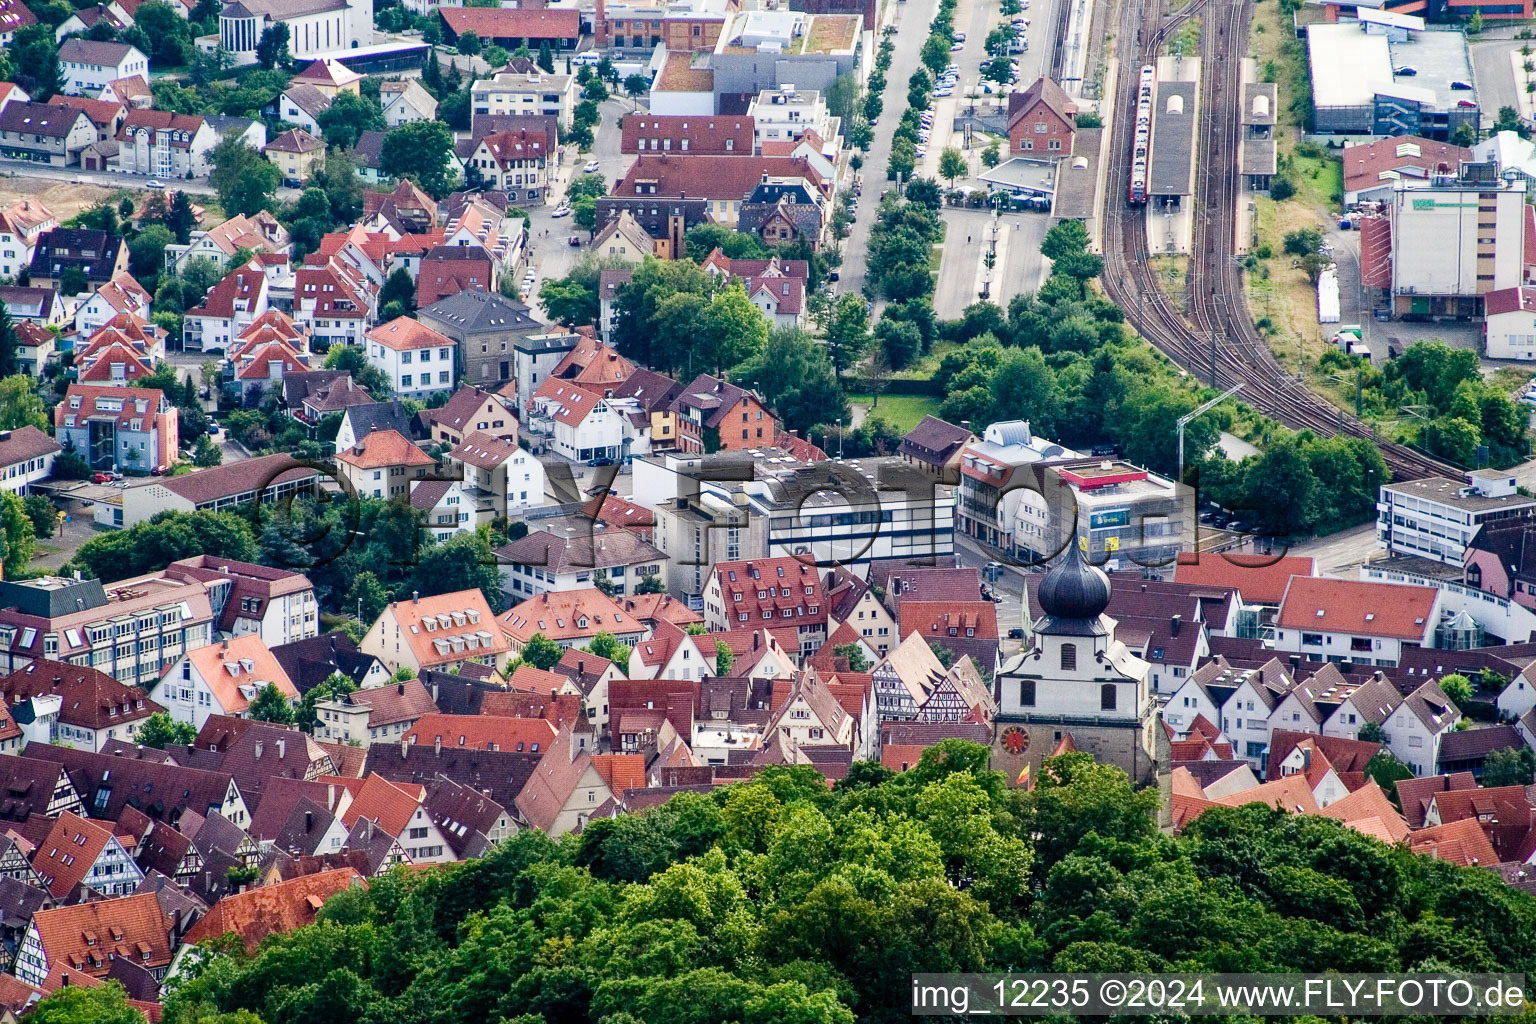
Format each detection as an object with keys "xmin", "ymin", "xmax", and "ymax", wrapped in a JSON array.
[{"xmin": 847, "ymin": 393, "xmax": 942, "ymax": 431}]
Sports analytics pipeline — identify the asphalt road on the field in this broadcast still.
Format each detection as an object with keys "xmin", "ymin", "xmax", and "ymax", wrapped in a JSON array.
[
  {"xmin": 518, "ymin": 96, "xmax": 632, "ymax": 313},
  {"xmin": 0, "ymin": 160, "xmax": 303, "ymax": 202},
  {"xmin": 839, "ymin": 0, "xmax": 941, "ymax": 299}
]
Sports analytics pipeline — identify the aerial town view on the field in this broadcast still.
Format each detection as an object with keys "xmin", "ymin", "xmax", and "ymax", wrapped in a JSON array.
[{"xmin": 2, "ymin": 0, "xmax": 1536, "ymax": 1015}]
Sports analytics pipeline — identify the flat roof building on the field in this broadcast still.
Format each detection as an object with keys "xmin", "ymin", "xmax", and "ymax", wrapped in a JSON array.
[
  {"xmin": 1378, "ymin": 471, "xmax": 1536, "ymax": 566},
  {"xmin": 1308, "ymin": 22, "xmax": 1477, "ymax": 141}
]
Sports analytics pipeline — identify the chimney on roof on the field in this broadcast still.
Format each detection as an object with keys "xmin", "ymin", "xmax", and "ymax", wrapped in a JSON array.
[
  {"xmin": 304, "ymin": 810, "xmax": 313, "ymax": 833},
  {"xmin": 413, "ymin": 591, "xmax": 419, "ymax": 604},
  {"xmin": 400, "ymin": 736, "xmax": 408, "ymax": 759},
  {"xmin": 1170, "ymin": 614, "xmax": 1181, "ymax": 637},
  {"xmin": 276, "ymin": 739, "xmax": 285, "ymax": 758},
  {"xmin": 397, "ymin": 682, "xmax": 405, "ymax": 695},
  {"xmin": 254, "ymin": 741, "xmax": 263, "ymax": 758},
  {"xmin": 434, "ymin": 736, "xmax": 441, "ymax": 755},
  {"xmin": 222, "ymin": 638, "xmax": 229, "ymax": 651}
]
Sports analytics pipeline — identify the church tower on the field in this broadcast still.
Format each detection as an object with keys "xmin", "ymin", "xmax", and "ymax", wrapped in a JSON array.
[{"xmin": 992, "ymin": 544, "xmax": 1160, "ymax": 787}]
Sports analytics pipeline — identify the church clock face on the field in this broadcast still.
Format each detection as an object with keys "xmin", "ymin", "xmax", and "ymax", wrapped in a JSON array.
[{"xmin": 1000, "ymin": 726, "xmax": 1030, "ymax": 755}]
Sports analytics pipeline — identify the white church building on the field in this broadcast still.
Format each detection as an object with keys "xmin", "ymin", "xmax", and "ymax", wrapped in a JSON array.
[{"xmin": 215, "ymin": 0, "xmax": 372, "ymax": 66}]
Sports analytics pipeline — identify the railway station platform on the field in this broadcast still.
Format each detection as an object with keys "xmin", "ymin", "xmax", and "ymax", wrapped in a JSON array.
[{"xmin": 1146, "ymin": 55, "xmax": 1200, "ymax": 255}]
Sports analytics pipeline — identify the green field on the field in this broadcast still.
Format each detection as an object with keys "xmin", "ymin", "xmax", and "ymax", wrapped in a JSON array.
[{"xmin": 847, "ymin": 393, "xmax": 942, "ymax": 432}]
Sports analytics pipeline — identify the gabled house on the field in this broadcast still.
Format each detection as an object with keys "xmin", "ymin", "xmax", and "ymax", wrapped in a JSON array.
[
  {"xmin": 702, "ymin": 556, "xmax": 827, "ymax": 655},
  {"xmin": 177, "ymin": 866, "xmax": 359, "ymax": 954},
  {"xmin": 0, "ymin": 427, "xmax": 61, "ymax": 498},
  {"xmin": 627, "ymin": 618, "xmax": 711, "ymax": 682},
  {"xmin": 0, "ymin": 104, "xmax": 94, "ymax": 168},
  {"xmin": 464, "ymin": 128, "xmax": 552, "ymax": 204},
  {"xmin": 72, "ymin": 272, "xmax": 151, "ymax": 338},
  {"xmin": 292, "ymin": 261, "xmax": 370, "ymax": 349},
  {"xmin": 30, "ymin": 812, "xmax": 142, "ymax": 900},
  {"xmin": 28, "ymin": 228, "xmax": 127, "ymax": 292},
  {"xmin": 164, "ymin": 211, "xmax": 290, "ymax": 275},
  {"xmin": 527, "ymin": 378, "xmax": 631, "ymax": 465},
  {"xmin": 498, "ymin": 589, "xmax": 647, "ymax": 655},
  {"xmin": 328, "ymin": 774, "xmax": 451, "ymax": 864},
  {"xmin": 1273, "ymin": 576, "xmax": 1441, "ymax": 668},
  {"xmin": 57, "ymin": 39, "xmax": 147, "ymax": 97},
  {"xmin": 160, "ymin": 634, "xmax": 300, "ymax": 731},
  {"xmin": 0, "ymin": 200, "xmax": 56, "ymax": 279},
  {"xmin": 380, "ymin": 79, "xmax": 437, "ymax": 126},
  {"xmin": 0, "ymin": 660, "xmax": 163, "ymax": 751},
  {"xmin": 1007, "ymin": 75, "xmax": 1076, "ymax": 157},
  {"xmin": 360, "ymin": 590, "xmax": 510, "ymax": 677},
  {"xmin": 668, "ymin": 374, "xmax": 777, "ymax": 454},
  {"xmin": 419, "ymin": 385, "xmax": 517, "ymax": 448},
  {"xmin": 333, "ymin": 429, "xmax": 433, "ymax": 500},
  {"xmin": 114, "ymin": 109, "xmax": 216, "ymax": 178},
  {"xmin": 442, "ymin": 431, "xmax": 547, "ymax": 522},
  {"xmin": 514, "ymin": 725, "xmax": 639, "ymax": 838},
  {"xmin": 764, "ymin": 668, "xmax": 854, "ymax": 750},
  {"xmin": 264, "ymin": 128, "xmax": 324, "ymax": 186},
  {"xmin": 19, "ymin": 742, "xmax": 248, "ymax": 828},
  {"xmin": 1381, "ymin": 678, "xmax": 1461, "ymax": 776},
  {"xmin": 184, "ymin": 260, "xmax": 269, "ymax": 353},
  {"xmin": 12, "ymin": 891, "xmax": 171, "ymax": 988}
]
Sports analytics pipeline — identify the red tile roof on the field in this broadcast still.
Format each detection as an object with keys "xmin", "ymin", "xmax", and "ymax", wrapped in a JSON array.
[
  {"xmin": 0, "ymin": 660, "xmax": 162, "ymax": 732},
  {"xmin": 613, "ymin": 154, "xmax": 828, "ymax": 203},
  {"xmin": 182, "ymin": 867, "xmax": 361, "ymax": 951},
  {"xmin": 439, "ymin": 6, "xmax": 579, "ymax": 39},
  {"xmin": 29, "ymin": 892, "xmax": 172, "ymax": 979},
  {"xmin": 334, "ymin": 428, "xmax": 433, "ymax": 470},
  {"xmin": 31, "ymin": 812, "xmax": 116, "ymax": 899},
  {"xmin": 620, "ymin": 113, "xmax": 755, "ymax": 155},
  {"xmin": 339, "ymin": 773, "xmax": 423, "ymax": 836},
  {"xmin": 403, "ymin": 713, "xmax": 556, "ymax": 753},
  {"xmin": 712, "ymin": 556, "xmax": 826, "ymax": 629},
  {"xmin": 1410, "ymin": 817, "xmax": 1499, "ymax": 867},
  {"xmin": 1275, "ymin": 576, "xmax": 1438, "ymax": 640},
  {"xmin": 1173, "ymin": 554, "xmax": 1316, "ymax": 606},
  {"xmin": 367, "ymin": 316, "xmax": 453, "ymax": 352}
]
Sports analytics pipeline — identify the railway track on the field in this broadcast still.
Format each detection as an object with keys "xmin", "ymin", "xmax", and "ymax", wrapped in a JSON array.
[{"xmin": 1098, "ymin": 0, "xmax": 1457, "ymax": 482}]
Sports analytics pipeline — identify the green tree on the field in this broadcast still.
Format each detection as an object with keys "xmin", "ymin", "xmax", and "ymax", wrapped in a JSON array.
[
  {"xmin": 66, "ymin": 510, "xmax": 259, "ymax": 582},
  {"xmin": 938, "ymin": 148, "xmax": 966, "ymax": 187},
  {"xmin": 715, "ymin": 639, "xmax": 733, "ymax": 677},
  {"xmin": 380, "ymin": 120, "xmax": 459, "ymax": 198},
  {"xmin": 323, "ymin": 344, "xmax": 393, "ymax": 400},
  {"xmin": 701, "ymin": 283, "xmax": 769, "ymax": 374},
  {"xmin": 167, "ymin": 190, "xmax": 197, "ymax": 245},
  {"xmin": 255, "ymin": 22, "xmax": 291, "ymax": 69},
  {"xmin": 29, "ymin": 981, "xmax": 144, "ymax": 1024},
  {"xmin": 482, "ymin": 45, "xmax": 508, "ymax": 69},
  {"xmin": 344, "ymin": 570, "xmax": 389, "ymax": 624},
  {"xmin": 378, "ymin": 266, "xmax": 418, "ymax": 321},
  {"xmin": 1364, "ymin": 749, "xmax": 1415, "ymax": 792},
  {"xmin": 520, "ymin": 632, "xmax": 564, "ymax": 670},
  {"xmin": 209, "ymin": 136, "xmax": 281, "ymax": 216},
  {"xmin": 192, "ymin": 434, "xmax": 223, "ymax": 467},
  {"xmin": 831, "ymin": 642, "xmax": 870, "ymax": 672},
  {"xmin": 136, "ymin": 711, "xmax": 196, "ymax": 749},
  {"xmin": 13, "ymin": 26, "xmax": 63, "ymax": 100},
  {"xmin": 538, "ymin": 41, "xmax": 555, "ymax": 72},
  {"xmin": 298, "ymin": 670, "xmax": 358, "ymax": 733},
  {"xmin": 248, "ymin": 682, "xmax": 296, "ymax": 724},
  {"xmin": 1482, "ymin": 746, "xmax": 1536, "ymax": 787},
  {"xmin": 927, "ymin": 640, "xmax": 953, "ymax": 669},
  {"xmin": 457, "ymin": 29, "xmax": 481, "ymax": 55},
  {"xmin": 583, "ymin": 631, "xmax": 631, "ymax": 668},
  {"xmin": 1438, "ymin": 673, "xmax": 1474, "ymax": 707},
  {"xmin": 318, "ymin": 91, "xmax": 386, "ymax": 149},
  {"xmin": 129, "ymin": 225, "xmax": 174, "ymax": 281},
  {"xmin": 574, "ymin": 197, "xmax": 598, "ymax": 237},
  {"xmin": 410, "ymin": 532, "xmax": 504, "ymax": 611},
  {"xmin": 636, "ymin": 573, "xmax": 665, "ymax": 594},
  {"xmin": 61, "ymin": 267, "xmax": 89, "ymax": 297},
  {"xmin": 0, "ymin": 374, "xmax": 46, "ymax": 430},
  {"xmin": 0, "ymin": 493, "xmax": 34, "ymax": 580},
  {"xmin": 823, "ymin": 293, "xmax": 871, "ymax": 381},
  {"xmin": 22, "ymin": 495, "xmax": 55, "ymax": 540}
]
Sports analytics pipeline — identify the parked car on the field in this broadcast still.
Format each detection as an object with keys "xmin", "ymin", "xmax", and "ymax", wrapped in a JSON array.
[
  {"xmin": 828, "ymin": 270, "xmax": 840, "ymax": 281},
  {"xmin": 146, "ymin": 180, "xmax": 165, "ymax": 189},
  {"xmin": 551, "ymin": 204, "xmax": 571, "ymax": 218},
  {"xmin": 590, "ymin": 456, "xmax": 616, "ymax": 467},
  {"xmin": 582, "ymin": 160, "xmax": 601, "ymax": 173},
  {"xmin": 568, "ymin": 235, "xmax": 582, "ymax": 246},
  {"xmin": 92, "ymin": 473, "xmax": 112, "ymax": 484},
  {"xmin": 1007, "ymin": 627, "xmax": 1026, "ymax": 639}
]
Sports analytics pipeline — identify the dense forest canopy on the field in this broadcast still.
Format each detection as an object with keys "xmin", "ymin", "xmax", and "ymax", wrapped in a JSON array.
[{"xmin": 125, "ymin": 744, "xmax": 1536, "ymax": 1024}]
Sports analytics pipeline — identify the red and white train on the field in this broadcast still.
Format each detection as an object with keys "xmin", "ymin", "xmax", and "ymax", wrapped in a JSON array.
[{"xmin": 1128, "ymin": 64, "xmax": 1154, "ymax": 205}]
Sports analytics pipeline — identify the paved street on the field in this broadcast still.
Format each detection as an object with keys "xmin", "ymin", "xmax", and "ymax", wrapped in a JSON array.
[
  {"xmin": 0, "ymin": 160, "xmax": 304, "ymax": 202},
  {"xmin": 518, "ymin": 96, "xmax": 632, "ymax": 310},
  {"xmin": 1470, "ymin": 37, "xmax": 1522, "ymax": 129},
  {"xmin": 839, "ymin": 0, "xmax": 941, "ymax": 299},
  {"xmin": 933, "ymin": 207, "xmax": 1050, "ymax": 315}
]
